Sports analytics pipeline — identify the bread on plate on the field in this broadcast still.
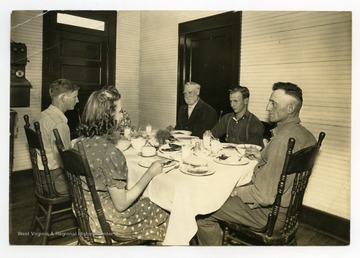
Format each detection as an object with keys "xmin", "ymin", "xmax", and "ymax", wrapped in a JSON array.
[{"xmin": 182, "ymin": 155, "xmax": 208, "ymax": 174}]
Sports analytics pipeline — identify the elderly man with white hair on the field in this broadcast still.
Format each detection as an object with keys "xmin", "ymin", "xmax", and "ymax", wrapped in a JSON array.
[{"xmin": 175, "ymin": 81, "xmax": 218, "ymax": 138}]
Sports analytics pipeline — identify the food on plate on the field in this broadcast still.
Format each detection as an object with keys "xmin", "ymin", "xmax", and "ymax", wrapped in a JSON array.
[
  {"xmin": 160, "ymin": 143, "xmax": 182, "ymax": 152},
  {"xmin": 182, "ymin": 155, "xmax": 207, "ymax": 167},
  {"xmin": 217, "ymin": 153, "xmax": 230, "ymax": 160},
  {"xmin": 214, "ymin": 150, "xmax": 248, "ymax": 165},
  {"xmin": 186, "ymin": 165, "xmax": 209, "ymax": 174}
]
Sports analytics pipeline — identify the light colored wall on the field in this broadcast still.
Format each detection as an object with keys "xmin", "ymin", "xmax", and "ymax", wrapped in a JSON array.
[
  {"xmin": 10, "ymin": 10, "xmax": 351, "ymax": 220},
  {"xmin": 11, "ymin": 11, "xmax": 43, "ymax": 171},
  {"xmin": 240, "ymin": 11, "xmax": 351, "ymax": 219},
  {"xmin": 115, "ymin": 11, "xmax": 141, "ymax": 127}
]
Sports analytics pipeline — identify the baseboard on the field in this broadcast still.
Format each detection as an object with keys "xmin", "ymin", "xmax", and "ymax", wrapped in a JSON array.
[
  {"xmin": 299, "ymin": 206, "xmax": 350, "ymax": 243},
  {"xmin": 10, "ymin": 169, "xmax": 32, "ymax": 180}
]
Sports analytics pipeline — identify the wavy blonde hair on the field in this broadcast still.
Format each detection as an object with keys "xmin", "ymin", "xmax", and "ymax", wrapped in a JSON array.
[{"xmin": 77, "ymin": 85, "xmax": 121, "ymax": 137}]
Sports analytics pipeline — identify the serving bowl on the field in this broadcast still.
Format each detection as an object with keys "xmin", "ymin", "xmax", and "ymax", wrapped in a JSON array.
[
  {"xmin": 171, "ymin": 130, "xmax": 192, "ymax": 136},
  {"xmin": 115, "ymin": 140, "xmax": 131, "ymax": 151}
]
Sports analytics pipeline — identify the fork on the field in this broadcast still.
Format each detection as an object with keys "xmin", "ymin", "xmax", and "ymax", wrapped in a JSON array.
[{"xmin": 164, "ymin": 163, "xmax": 180, "ymax": 174}]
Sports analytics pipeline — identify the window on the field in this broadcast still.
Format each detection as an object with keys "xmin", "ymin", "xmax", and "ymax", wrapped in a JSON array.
[{"xmin": 57, "ymin": 13, "xmax": 105, "ymax": 31}]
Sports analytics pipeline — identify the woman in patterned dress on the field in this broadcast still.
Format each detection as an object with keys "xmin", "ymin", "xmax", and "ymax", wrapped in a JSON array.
[{"xmin": 74, "ymin": 85, "xmax": 169, "ymax": 242}]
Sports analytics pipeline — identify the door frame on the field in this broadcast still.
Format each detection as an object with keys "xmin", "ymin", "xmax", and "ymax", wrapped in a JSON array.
[
  {"xmin": 42, "ymin": 10, "xmax": 117, "ymax": 111},
  {"xmin": 177, "ymin": 11, "xmax": 242, "ymax": 113}
]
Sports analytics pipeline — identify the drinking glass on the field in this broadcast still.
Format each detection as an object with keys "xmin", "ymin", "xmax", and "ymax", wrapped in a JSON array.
[
  {"xmin": 211, "ymin": 138, "xmax": 222, "ymax": 154},
  {"xmin": 182, "ymin": 144, "xmax": 192, "ymax": 160}
]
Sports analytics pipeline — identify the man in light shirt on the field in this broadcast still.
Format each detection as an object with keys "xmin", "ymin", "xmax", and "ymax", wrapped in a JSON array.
[
  {"xmin": 35, "ymin": 78, "xmax": 79, "ymax": 194},
  {"xmin": 175, "ymin": 82, "xmax": 217, "ymax": 138},
  {"xmin": 196, "ymin": 82, "xmax": 316, "ymax": 245}
]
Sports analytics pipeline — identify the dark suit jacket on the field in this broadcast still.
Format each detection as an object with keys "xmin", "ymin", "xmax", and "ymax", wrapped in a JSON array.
[{"xmin": 175, "ymin": 99, "xmax": 218, "ymax": 138}]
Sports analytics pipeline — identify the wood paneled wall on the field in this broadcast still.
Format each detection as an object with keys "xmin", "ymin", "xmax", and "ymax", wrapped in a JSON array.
[
  {"xmin": 115, "ymin": 11, "xmax": 141, "ymax": 127},
  {"xmin": 240, "ymin": 11, "xmax": 351, "ymax": 219}
]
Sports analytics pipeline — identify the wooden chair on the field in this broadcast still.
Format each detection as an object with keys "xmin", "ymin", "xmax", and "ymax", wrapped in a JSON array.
[
  {"xmin": 222, "ymin": 132, "xmax": 326, "ymax": 245},
  {"xmin": 23, "ymin": 115, "xmax": 77, "ymax": 245},
  {"xmin": 53, "ymin": 129, "xmax": 149, "ymax": 245}
]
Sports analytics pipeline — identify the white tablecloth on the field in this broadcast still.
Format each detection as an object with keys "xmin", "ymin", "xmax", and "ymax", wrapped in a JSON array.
[{"xmin": 124, "ymin": 147, "xmax": 257, "ymax": 245}]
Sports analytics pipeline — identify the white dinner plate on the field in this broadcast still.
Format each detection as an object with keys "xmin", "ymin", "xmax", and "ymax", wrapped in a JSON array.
[
  {"xmin": 179, "ymin": 164, "xmax": 215, "ymax": 176},
  {"xmin": 237, "ymin": 144, "xmax": 262, "ymax": 151},
  {"xmin": 213, "ymin": 152, "xmax": 250, "ymax": 166},
  {"xmin": 173, "ymin": 135, "xmax": 199, "ymax": 145},
  {"xmin": 138, "ymin": 157, "xmax": 176, "ymax": 168}
]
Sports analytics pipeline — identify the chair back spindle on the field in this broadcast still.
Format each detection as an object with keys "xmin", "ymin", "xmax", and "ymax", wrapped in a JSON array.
[
  {"xmin": 23, "ymin": 115, "xmax": 77, "ymax": 244},
  {"xmin": 54, "ymin": 129, "xmax": 146, "ymax": 245},
  {"xmin": 24, "ymin": 115, "xmax": 60, "ymax": 198}
]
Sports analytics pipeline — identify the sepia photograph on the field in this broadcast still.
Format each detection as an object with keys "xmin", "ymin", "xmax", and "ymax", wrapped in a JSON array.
[{"xmin": 3, "ymin": 1, "xmax": 359, "ymax": 258}]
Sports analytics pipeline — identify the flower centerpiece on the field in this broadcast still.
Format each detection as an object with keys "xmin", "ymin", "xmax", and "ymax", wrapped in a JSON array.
[{"xmin": 155, "ymin": 128, "xmax": 172, "ymax": 146}]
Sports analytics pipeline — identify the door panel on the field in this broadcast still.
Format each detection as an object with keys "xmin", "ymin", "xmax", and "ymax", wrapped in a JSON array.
[
  {"xmin": 42, "ymin": 11, "xmax": 116, "ymax": 136},
  {"xmin": 186, "ymin": 26, "xmax": 235, "ymax": 115},
  {"xmin": 178, "ymin": 11, "xmax": 241, "ymax": 118}
]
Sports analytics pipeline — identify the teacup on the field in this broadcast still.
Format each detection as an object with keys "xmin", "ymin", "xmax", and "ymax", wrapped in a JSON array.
[{"xmin": 131, "ymin": 137, "xmax": 146, "ymax": 151}]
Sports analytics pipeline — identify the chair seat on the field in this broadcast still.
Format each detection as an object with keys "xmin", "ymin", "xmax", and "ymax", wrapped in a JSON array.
[{"xmin": 35, "ymin": 191, "xmax": 72, "ymax": 204}]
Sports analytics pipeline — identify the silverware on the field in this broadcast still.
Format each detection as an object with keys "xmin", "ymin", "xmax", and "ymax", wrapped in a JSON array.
[
  {"xmin": 164, "ymin": 163, "xmax": 180, "ymax": 174},
  {"xmin": 157, "ymin": 154, "xmax": 179, "ymax": 162}
]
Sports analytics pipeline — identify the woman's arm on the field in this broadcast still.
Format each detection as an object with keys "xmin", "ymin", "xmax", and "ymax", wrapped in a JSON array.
[{"xmin": 108, "ymin": 160, "xmax": 163, "ymax": 212}]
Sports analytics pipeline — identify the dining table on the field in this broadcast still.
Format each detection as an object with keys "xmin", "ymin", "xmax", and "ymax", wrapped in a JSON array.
[{"xmin": 123, "ymin": 140, "xmax": 258, "ymax": 246}]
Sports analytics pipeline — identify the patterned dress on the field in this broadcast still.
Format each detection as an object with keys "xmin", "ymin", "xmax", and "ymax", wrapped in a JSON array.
[{"xmin": 75, "ymin": 136, "xmax": 168, "ymax": 242}]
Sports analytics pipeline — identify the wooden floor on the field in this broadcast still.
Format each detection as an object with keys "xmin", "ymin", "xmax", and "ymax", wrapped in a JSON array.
[{"xmin": 9, "ymin": 170, "xmax": 349, "ymax": 246}]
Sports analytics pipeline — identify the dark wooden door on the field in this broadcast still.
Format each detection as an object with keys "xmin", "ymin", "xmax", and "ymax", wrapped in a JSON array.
[
  {"xmin": 178, "ymin": 11, "xmax": 241, "ymax": 118},
  {"xmin": 42, "ymin": 11, "xmax": 117, "ymax": 135}
]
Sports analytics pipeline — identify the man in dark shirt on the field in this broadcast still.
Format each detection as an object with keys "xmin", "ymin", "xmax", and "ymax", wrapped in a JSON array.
[
  {"xmin": 211, "ymin": 86, "xmax": 264, "ymax": 147},
  {"xmin": 175, "ymin": 82, "xmax": 218, "ymax": 138}
]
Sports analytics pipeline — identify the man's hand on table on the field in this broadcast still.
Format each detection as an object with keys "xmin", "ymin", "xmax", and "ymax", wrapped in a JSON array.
[{"xmin": 244, "ymin": 147, "xmax": 261, "ymax": 160}]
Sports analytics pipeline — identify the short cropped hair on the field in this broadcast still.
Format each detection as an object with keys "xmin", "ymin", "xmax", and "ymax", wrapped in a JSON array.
[
  {"xmin": 272, "ymin": 82, "xmax": 303, "ymax": 108},
  {"xmin": 49, "ymin": 79, "xmax": 79, "ymax": 98},
  {"xmin": 229, "ymin": 85, "xmax": 250, "ymax": 99}
]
